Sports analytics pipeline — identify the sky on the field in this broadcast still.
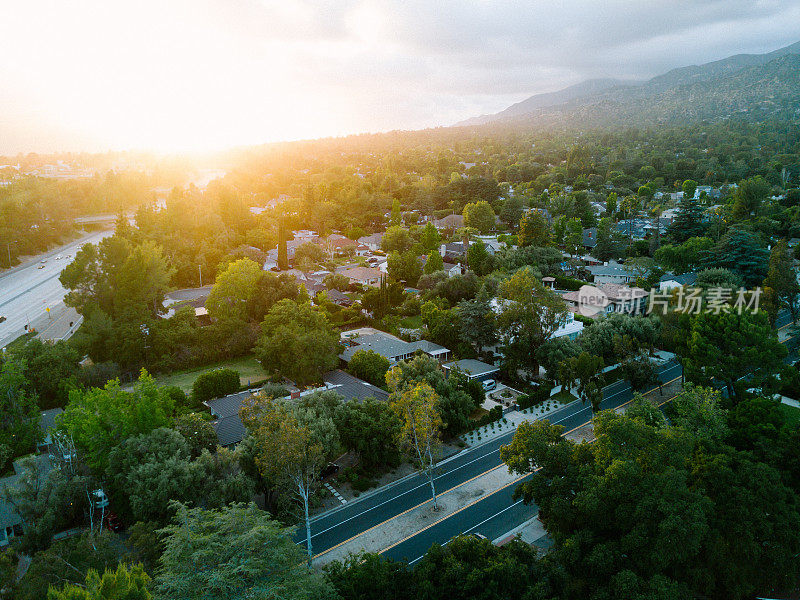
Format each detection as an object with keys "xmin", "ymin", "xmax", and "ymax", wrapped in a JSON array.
[{"xmin": 1, "ymin": 0, "xmax": 799, "ymax": 154}]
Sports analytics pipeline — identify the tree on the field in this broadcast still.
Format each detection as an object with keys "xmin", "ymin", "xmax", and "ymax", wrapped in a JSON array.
[
  {"xmin": 13, "ymin": 533, "xmax": 121, "ymax": 600},
  {"xmin": 413, "ymin": 535, "xmax": 558, "ymax": 600},
  {"xmin": 9, "ymin": 338, "xmax": 81, "ymax": 409},
  {"xmin": 457, "ymin": 297, "xmax": 497, "ymax": 353},
  {"xmin": 156, "ymin": 502, "xmax": 335, "ymax": 599},
  {"xmin": 466, "ymin": 239, "xmax": 492, "ymax": 275},
  {"xmin": 669, "ymin": 384, "xmax": 727, "ymax": 440},
  {"xmin": 500, "ymin": 411, "xmax": 800, "ymax": 600},
  {"xmin": 386, "ymin": 378, "xmax": 443, "ymax": 509},
  {"xmin": 325, "ymin": 552, "xmax": 414, "ymax": 600},
  {"xmin": 333, "ymin": 398, "xmax": 402, "ymax": 470},
  {"xmin": 277, "ymin": 218, "xmax": 288, "ymax": 270},
  {"xmin": 423, "ymin": 250, "xmax": 444, "ymax": 275},
  {"xmin": 654, "ymin": 237, "xmax": 713, "ymax": 274},
  {"xmin": 499, "ymin": 196, "xmax": 524, "ymax": 227},
  {"xmin": 682, "ymin": 179, "xmax": 698, "ymax": 200},
  {"xmin": 701, "ymin": 229, "xmax": 769, "ymax": 286},
  {"xmin": 191, "ymin": 368, "xmax": 240, "ymax": 404},
  {"xmin": 733, "ymin": 176, "xmax": 770, "ymax": 218},
  {"xmin": 572, "ymin": 352, "xmax": 604, "ymax": 410},
  {"xmin": 387, "ymin": 250, "xmax": 422, "ymax": 286},
  {"xmin": 347, "ymin": 349, "xmax": 390, "ymax": 388},
  {"xmin": 381, "ymin": 226, "xmax": 413, "ymax": 253},
  {"xmin": 536, "ymin": 336, "xmax": 581, "ymax": 379},
  {"xmin": 0, "ymin": 358, "xmax": 41, "ymax": 471},
  {"xmin": 419, "ymin": 221, "xmax": 442, "ymax": 253},
  {"xmin": 205, "ymin": 258, "xmax": 261, "ymax": 325},
  {"xmin": 496, "ymin": 267, "xmax": 568, "ymax": 376},
  {"xmin": 667, "ymin": 194, "xmax": 706, "ymax": 243},
  {"xmin": 57, "ymin": 370, "xmax": 175, "ymax": 474},
  {"xmin": 462, "ymin": 201, "xmax": 496, "ymax": 234},
  {"xmin": 518, "ymin": 212, "xmax": 549, "ymax": 247},
  {"xmin": 324, "ymin": 272, "xmax": 351, "ymax": 291},
  {"xmin": 687, "ymin": 310, "xmax": 786, "ymax": 398},
  {"xmin": 240, "ymin": 396, "xmax": 326, "ymax": 560},
  {"xmin": 564, "ymin": 217, "xmax": 583, "ymax": 258},
  {"xmin": 390, "ymin": 199, "xmax": 402, "ymax": 226},
  {"xmin": 593, "ymin": 216, "xmax": 624, "ymax": 261},
  {"xmin": 45, "ymin": 563, "xmax": 152, "ymax": 600},
  {"xmin": 255, "ymin": 299, "xmax": 340, "ymax": 386},
  {"xmin": 295, "ymin": 241, "xmax": 325, "ymax": 267},
  {"xmin": 764, "ymin": 239, "xmax": 800, "ymax": 321},
  {"xmin": 174, "ymin": 412, "xmax": 218, "ymax": 457}
]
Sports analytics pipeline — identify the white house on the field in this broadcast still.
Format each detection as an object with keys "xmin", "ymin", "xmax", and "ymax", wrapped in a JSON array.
[{"xmin": 587, "ymin": 260, "xmax": 638, "ymax": 285}]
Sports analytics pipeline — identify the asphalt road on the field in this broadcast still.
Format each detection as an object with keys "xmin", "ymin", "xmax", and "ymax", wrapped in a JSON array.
[
  {"xmin": 305, "ymin": 361, "xmax": 683, "ymax": 558},
  {"xmin": 0, "ymin": 230, "xmax": 113, "ymax": 349},
  {"xmin": 378, "ymin": 311, "xmax": 797, "ymax": 564}
]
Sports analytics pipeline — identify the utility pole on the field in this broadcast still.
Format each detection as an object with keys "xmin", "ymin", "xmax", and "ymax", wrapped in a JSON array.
[{"xmin": 198, "ymin": 264, "xmax": 203, "ymax": 287}]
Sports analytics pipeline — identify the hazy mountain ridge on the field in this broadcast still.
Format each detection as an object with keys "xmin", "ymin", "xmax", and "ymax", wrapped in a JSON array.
[{"xmin": 458, "ymin": 41, "xmax": 800, "ymax": 128}]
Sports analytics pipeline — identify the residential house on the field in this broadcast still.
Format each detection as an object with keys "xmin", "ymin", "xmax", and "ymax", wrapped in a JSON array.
[
  {"xmin": 358, "ymin": 232, "xmax": 384, "ymax": 251},
  {"xmin": 582, "ymin": 227, "xmax": 598, "ymax": 250},
  {"xmin": 440, "ymin": 241, "xmax": 467, "ymax": 263},
  {"xmin": 442, "ymin": 359, "xmax": 499, "ymax": 382},
  {"xmin": 207, "ymin": 373, "xmax": 389, "ymax": 447},
  {"xmin": 442, "ymin": 262, "xmax": 463, "ymax": 277},
  {"xmin": 339, "ymin": 266, "xmax": 384, "ymax": 287},
  {"xmin": 587, "ymin": 260, "xmax": 638, "ymax": 285},
  {"xmin": 322, "ymin": 289, "xmax": 353, "ymax": 306},
  {"xmin": 489, "ymin": 298, "xmax": 584, "ymax": 341},
  {"xmin": 562, "ymin": 283, "xmax": 649, "ymax": 317},
  {"xmin": 659, "ymin": 272, "xmax": 698, "ymax": 292},
  {"xmin": 340, "ymin": 328, "xmax": 451, "ymax": 365}
]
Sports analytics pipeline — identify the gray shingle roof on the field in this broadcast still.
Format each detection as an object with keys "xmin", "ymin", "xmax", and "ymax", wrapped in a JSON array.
[
  {"xmin": 442, "ymin": 359, "xmax": 499, "ymax": 378},
  {"xmin": 323, "ymin": 370, "xmax": 389, "ymax": 402},
  {"xmin": 340, "ymin": 332, "xmax": 448, "ymax": 363}
]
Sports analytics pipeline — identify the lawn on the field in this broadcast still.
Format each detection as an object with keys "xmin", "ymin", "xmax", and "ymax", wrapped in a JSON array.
[
  {"xmin": 779, "ymin": 402, "xmax": 800, "ymax": 426},
  {"xmin": 399, "ymin": 315, "xmax": 423, "ymax": 329},
  {"xmin": 550, "ymin": 390, "xmax": 578, "ymax": 405},
  {"xmin": 153, "ymin": 354, "xmax": 269, "ymax": 393}
]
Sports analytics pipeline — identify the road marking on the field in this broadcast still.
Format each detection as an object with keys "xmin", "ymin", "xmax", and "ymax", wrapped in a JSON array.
[
  {"xmin": 406, "ymin": 499, "xmax": 526, "ymax": 566},
  {"xmin": 309, "ymin": 369, "xmax": 683, "ymax": 557},
  {"xmin": 378, "ymin": 474, "xmax": 530, "ymax": 558}
]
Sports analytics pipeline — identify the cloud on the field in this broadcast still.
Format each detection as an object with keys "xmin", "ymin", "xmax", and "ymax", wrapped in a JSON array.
[{"xmin": 0, "ymin": 0, "xmax": 798, "ymax": 153}]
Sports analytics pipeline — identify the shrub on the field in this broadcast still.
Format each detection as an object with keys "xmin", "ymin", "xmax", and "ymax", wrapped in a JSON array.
[{"xmin": 192, "ymin": 368, "xmax": 241, "ymax": 403}]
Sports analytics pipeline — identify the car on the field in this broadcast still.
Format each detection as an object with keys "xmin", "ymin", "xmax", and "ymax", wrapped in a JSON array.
[
  {"xmin": 55, "ymin": 255, "xmax": 62, "ymax": 260},
  {"xmin": 482, "ymin": 379, "xmax": 496, "ymax": 391},
  {"xmin": 40, "ymin": 259, "xmax": 46, "ymax": 263},
  {"xmin": 0, "ymin": 316, "xmax": 6, "ymax": 323},
  {"xmin": 37, "ymin": 264, "xmax": 45, "ymax": 269},
  {"xmin": 320, "ymin": 463, "xmax": 340, "ymax": 479}
]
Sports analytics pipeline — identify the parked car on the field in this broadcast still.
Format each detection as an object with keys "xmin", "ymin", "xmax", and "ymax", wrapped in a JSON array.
[
  {"xmin": 320, "ymin": 463, "xmax": 340, "ymax": 479},
  {"xmin": 482, "ymin": 379, "xmax": 496, "ymax": 391},
  {"xmin": 37, "ymin": 264, "xmax": 45, "ymax": 269},
  {"xmin": 0, "ymin": 316, "xmax": 6, "ymax": 323}
]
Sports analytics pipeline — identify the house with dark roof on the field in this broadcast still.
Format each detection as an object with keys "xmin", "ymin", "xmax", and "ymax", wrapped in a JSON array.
[
  {"xmin": 322, "ymin": 289, "xmax": 353, "ymax": 306},
  {"xmin": 582, "ymin": 227, "xmax": 598, "ymax": 249},
  {"xmin": 206, "ymin": 373, "xmax": 388, "ymax": 447},
  {"xmin": 587, "ymin": 260, "xmax": 638, "ymax": 285},
  {"xmin": 442, "ymin": 359, "xmax": 499, "ymax": 382},
  {"xmin": 340, "ymin": 328, "xmax": 450, "ymax": 365},
  {"xmin": 658, "ymin": 272, "xmax": 698, "ymax": 292}
]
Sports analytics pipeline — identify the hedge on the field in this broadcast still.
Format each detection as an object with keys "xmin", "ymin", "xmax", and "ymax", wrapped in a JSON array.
[{"xmin": 192, "ymin": 368, "xmax": 241, "ymax": 403}]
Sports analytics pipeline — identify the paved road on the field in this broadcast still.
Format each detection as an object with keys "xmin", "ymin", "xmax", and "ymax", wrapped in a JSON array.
[
  {"xmin": 0, "ymin": 230, "xmax": 113, "ymax": 349},
  {"xmin": 304, "ymin": 361, "xmax": 682, "ymax": 558},
  {"xmin": 381, "ymin": 310, "xmax": 797, "ymax": 564}
]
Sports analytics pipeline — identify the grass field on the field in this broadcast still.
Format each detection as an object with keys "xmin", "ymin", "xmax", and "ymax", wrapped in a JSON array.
[
  {"xmin": 399, "ymin": 315, "xmax": 423, "ymax": 329},
  {"xmin": 779, "ymin": 402, "xmax": 800, "ymax": 426},
  {"xmin": 551, "ymin": 389, "xmax": 578, "ymax": 404},
  {"xmin": 153, "ymin": 354, "xmax": 269, "ymax": 393}
]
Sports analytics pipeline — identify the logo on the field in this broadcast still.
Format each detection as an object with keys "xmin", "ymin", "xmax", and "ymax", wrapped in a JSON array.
[{"xmin": 577, "ymin": 285, "xmax": 609, "ymax": 317}]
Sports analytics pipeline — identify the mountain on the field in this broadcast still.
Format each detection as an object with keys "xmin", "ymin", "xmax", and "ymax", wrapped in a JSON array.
[
  {"xmin": 457, "ymin": 40, "xmax": 800, "ymax": 128},
  {"xmin": 456, "ymin": 78, "xmax": 636, "ymax": 126}
]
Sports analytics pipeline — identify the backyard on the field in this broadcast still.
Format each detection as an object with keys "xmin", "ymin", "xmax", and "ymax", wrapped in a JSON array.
[{"xmin": 152, "ymin": 354, "xmax": 269, "ymax": 393}]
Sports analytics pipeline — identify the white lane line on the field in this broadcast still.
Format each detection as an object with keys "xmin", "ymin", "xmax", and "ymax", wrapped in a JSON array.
[
  {"xmin": 406, "ymin": 499, "xmax": 526, "ymax": 565},
  {"xmin": 303, "ymin": 364, "xmax": 681, "ymax": 546}
]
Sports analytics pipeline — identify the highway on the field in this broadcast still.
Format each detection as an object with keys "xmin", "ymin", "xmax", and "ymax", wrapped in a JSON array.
[
  {"xmin": 0, "ymin": 230, "xmax": 113, "ymax": 349},
  {"xmin": 304, "ymin": 361, "xmax": 683, "ymax": 558}
]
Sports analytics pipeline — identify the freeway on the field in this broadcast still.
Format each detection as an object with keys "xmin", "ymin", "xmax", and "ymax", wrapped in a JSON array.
[
  {"xmin": 381, "ymin": 310, "xmax": 797, "ymax": 564},
  {"xmin": 303, "ymin": 361, "xmax": 683, "ymax": 557},
  {"xmin": 0, "ymin": 230, "xmax": 113, "ymax": 349}
]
